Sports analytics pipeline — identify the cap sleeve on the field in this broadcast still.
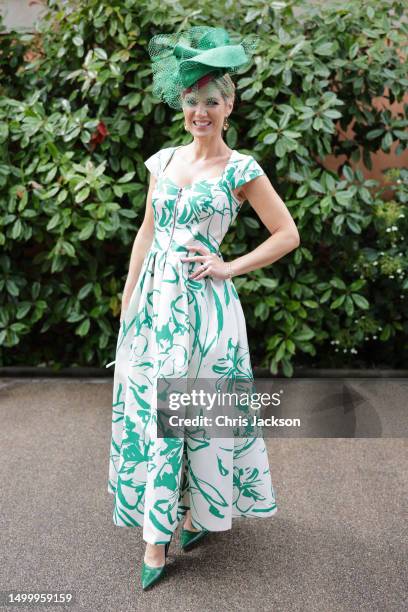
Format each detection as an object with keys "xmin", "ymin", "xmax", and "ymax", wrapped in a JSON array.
[
  {"xmin": 233, "ymin": 155, "xmax": 265, "ymax": 190},
  {"xmin": 144, "ymin": 150, "xmax": 161, "ymax": 178}
]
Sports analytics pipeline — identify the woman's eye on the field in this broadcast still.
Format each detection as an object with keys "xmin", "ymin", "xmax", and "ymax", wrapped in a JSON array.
[{"xmin": 186, "ymin": 99, "xmax": 218, "ymax": 106}]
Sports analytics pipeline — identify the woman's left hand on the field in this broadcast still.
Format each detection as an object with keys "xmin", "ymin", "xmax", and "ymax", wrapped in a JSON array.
[{"xmin": 180, "ymin": 245, "xmax": 231, "ymax": 281}]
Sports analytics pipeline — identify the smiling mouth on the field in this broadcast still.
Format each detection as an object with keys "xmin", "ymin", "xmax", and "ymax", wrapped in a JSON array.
[{"xmin": 193, "ymin": 121, "xmax": 212, "ymax": 127}]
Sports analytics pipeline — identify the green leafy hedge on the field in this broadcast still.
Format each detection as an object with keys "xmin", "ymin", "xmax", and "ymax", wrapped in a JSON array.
[{"xmin": 0, "ymin": 0, "xmax": 407, "ymax": 376}]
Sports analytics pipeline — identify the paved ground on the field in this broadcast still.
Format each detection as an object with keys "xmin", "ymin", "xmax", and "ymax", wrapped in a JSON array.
[{"xmin": 0, "ymin": 378, "xmax": 406, "ymax": 612}]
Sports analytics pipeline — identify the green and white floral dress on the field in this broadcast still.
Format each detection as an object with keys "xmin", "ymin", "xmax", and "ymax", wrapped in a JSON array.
[{"xmin": 107, "ymin": 146, "xmax": 278, "ymax": 544}]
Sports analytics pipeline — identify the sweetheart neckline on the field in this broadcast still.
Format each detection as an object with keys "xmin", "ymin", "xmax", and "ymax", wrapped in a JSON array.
[
  {"xmin": 160, "ymin": 147, "xmax": 236, "ymax": 190},
  {"xmin": 160, "ymin": 174, "xmax": 226, "ymax": 190}
]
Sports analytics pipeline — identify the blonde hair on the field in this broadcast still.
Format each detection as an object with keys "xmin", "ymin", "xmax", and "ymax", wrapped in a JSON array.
[
  {"xmin": 181, "ymin": 72, "xmax": 236, "ymax": 107},
  {"xmin": 213, "ymin": 73, "xmax": 236, "ymax": 105}
]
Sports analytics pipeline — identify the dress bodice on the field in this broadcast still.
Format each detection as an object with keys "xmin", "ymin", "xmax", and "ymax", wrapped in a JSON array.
[{"xmin": 144, "ymin": 146, "xmax": 265, "ymax": 258}]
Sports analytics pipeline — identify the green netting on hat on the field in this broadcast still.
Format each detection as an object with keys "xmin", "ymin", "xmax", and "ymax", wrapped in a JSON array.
[{"xmin": 147, "ymin": 26, "xmax": 259, "ymax": 110}]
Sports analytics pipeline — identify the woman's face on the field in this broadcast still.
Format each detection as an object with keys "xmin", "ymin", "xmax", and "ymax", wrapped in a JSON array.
[{"xmin": 181, "ymin": 81, "xmax": 232, "ymax": 137}]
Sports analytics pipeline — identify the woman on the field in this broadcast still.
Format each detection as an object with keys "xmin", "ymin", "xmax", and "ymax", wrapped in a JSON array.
[{"xmin": 106, "ymin": 26, "xmax": 300, "ymax": 590}]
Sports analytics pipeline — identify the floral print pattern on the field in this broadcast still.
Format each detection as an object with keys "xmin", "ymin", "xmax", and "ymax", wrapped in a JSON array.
[{"xmin": 106, "ymin": 146, "xmax": 277, "ymax": 544}]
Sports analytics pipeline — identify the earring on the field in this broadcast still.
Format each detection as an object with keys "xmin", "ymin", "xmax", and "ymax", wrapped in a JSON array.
[
  {"xmin": 223, "ymin": 117, "xmax": 229, "ymax": 131},
  {"xmin": 184, "ymin": 123, "xmax": 189, "ymax": 131}
]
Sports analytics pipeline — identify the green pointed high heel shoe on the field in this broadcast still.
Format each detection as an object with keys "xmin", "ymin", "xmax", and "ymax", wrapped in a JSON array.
[
  {"xmin": 180, "ymin": 526, "xmax": 209, "ymax": 551},
  {"xmin": 141, "ymin": 535, "xmax": 172, "ymax": 591}
]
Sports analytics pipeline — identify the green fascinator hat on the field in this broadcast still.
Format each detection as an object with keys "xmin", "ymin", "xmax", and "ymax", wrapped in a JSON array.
[{"xmin": 147, "ymin": 26, "xmax": 259, "ymax": 110}]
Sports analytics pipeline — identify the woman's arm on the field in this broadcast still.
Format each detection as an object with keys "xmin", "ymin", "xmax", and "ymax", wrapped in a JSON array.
[
  {"xmin": 120, "ymin": 173, "xmax": 156, "ymax": 318},
  {"xmin": 230, "ymin": 175, "xmax": 300, "ymax": 277}
]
